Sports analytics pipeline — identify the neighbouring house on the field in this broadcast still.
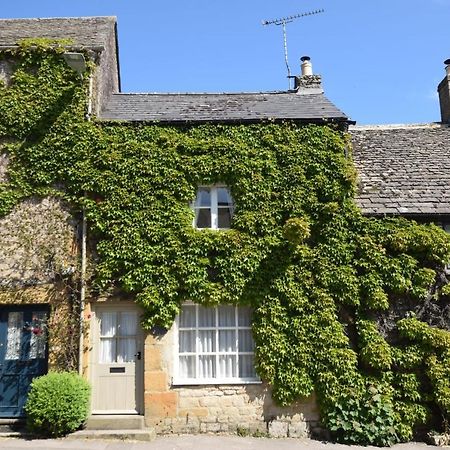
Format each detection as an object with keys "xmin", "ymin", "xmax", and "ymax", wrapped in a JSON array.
[{"xmin": 1, "ymin": 16, "xmax": 450, "ymax": 439}]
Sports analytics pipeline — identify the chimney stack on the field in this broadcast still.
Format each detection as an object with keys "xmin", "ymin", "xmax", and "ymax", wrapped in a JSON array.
[
  {"xmin": 294, "ymin": 56, "xmax": 323, "ymax": 94},
  {"xmin": 438, "ymin": 59, "xmax": 450, "ymax": 123}
]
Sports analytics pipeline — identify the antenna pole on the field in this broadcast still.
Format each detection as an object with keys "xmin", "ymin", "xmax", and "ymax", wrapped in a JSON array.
[
  {"xmin": 262, "ymin": 9, "xmax": 324, "ymax": 89},
  {"xmin": 282, "ymin": 20, "xmax": 291, "ymax": 88}
]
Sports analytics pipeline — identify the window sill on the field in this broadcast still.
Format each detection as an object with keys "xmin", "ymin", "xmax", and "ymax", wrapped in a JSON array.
[{"xmin": 172, "ymin": 378, "xmax": 261, "ymax": 386}]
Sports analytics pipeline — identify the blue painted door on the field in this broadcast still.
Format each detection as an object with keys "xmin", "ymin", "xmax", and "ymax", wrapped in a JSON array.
[{"xmin": 0, "ymin": 306, "xmax": 48, "ymax": 417}]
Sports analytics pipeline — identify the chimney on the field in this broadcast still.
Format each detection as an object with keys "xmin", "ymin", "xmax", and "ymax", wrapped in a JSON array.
[
  {"xmin": 293, "ymin": 56, "xmax": 323, "ymax": 94},
  {"xmin": 438, "ymin": 59, "xmax": 450, "ymax": 123}
]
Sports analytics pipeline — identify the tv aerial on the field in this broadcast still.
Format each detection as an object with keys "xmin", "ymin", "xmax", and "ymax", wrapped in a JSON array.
[{"xmin": 262, "ymin": 9, "xmax": 324, "ymax": 89}]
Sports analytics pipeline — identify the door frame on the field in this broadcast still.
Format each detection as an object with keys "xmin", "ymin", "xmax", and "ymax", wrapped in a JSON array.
[{"xmin": 90, "ymin": 302, "xmax": 144, "ymax": 415}]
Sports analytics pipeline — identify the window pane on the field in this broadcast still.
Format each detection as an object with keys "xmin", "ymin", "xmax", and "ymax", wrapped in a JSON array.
[
  {"xmin": 238, "ymin": 307, "xmax": 252, "ymax": 327},
  {"xmin": 238, "ymin": 330, "xmax": 254, "ymax": 352},
  {"xmin": 118, "ymin": 338, "xmax": 136, "ymax": 363},
  {"xmin": 199, "ymin": 355, "xmax": 216, "ymax": 378},
  {"xmin": 239, "ymin": 355, "xmax": 256, "ymax": 378},
  {"xmin": 179, "ymin": 355, "xmax": 196, "ymax": 378},
  {"xmin": 195, "ymin": 208, "xmax": 211, "ymax": 228},
  {"xmin": 180, "ymin": 305, "xmax": 196, "ymax": 328},
  {"xmin": 219, "ymin": 330, "xmax": 236, "ymax": 352},
  {"xmin": 100, "ymin": 312, "xmax": 116, "ymax": 337},
  {"xmin": 219, "ymin": 355, "xmax": 236, "ymax": 378},
  {"xmin": 6, "ymin": 312, "xmax": 22, "ymax": 360},
  {"xmin": 100, "ymin": 338, "xmax": 116, "ymax": 363},
  {"xmin": 119, "ymin": 312, "xmax": 137, "ymax": 336},
  {"xmin": 217, "ymin": 187, "xmax": 232, "ymax": 206},
  {"xmin": 199, "ymin": 330, "xmax": 215, "ymax": 353},
  {"xmin": 217, "ymin": 207, "xmax": 232, "ymax": 229},
  {"xmin": 29, "ymin": 311, "xmax": 47, "ymax": 360},
  {"xmin": 198, "ymin": 306, "xmax": 215, "ymax": 327},
  {"xmin": 179, "ymin": 330, "xmax": 196, "ymax": 353},
  {"xmin": 195, "ymin": 188, "xmax": 211, "ymax": 207},
  {"xmin": 218, "ymin": 305, "xmax": 235, "ymax": 327}
]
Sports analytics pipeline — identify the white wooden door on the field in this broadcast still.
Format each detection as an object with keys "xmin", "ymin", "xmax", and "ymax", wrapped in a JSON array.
[{"xmin": 91, "ymin": 305, "xmax": 143, "ymax": 414}]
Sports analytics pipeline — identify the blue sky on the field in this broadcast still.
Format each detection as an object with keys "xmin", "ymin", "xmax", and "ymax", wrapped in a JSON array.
[{"xmin": 2, "ymin": 1, "xmax": 450, "ymax": 124}]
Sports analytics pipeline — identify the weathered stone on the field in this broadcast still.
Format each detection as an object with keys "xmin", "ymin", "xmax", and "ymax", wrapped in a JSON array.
[
  {"xmin": 144, "ymin": 392, "xmax": 178, "ymax": 418},
  {"xmin": 145, "ymin": 371, "xmax": 168, "ymax": 392},
  {"xmin": 288, "ymin": 421, "xmax": 308, "ymax": 438},
  {"xmin": 268, "ymin": 420, "xmax": 289, "ymax": 438}
]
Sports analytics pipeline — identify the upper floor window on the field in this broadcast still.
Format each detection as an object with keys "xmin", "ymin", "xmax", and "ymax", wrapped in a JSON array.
[{"xmin": 192, "ymin": 186, "xmax": 234, "ymax": 229}]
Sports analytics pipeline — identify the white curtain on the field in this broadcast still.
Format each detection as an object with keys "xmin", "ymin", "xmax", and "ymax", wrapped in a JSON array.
[
  {"xmin": 117, "ymin": 312, "xmax": 137, "ymax": 362},
  {"xmin": 179, "ymin": 330, "xmax": 195, "ymax": 353},
  {"xmin": 199, "ymin": 355, "xmax": 215, "ymax": 378},
  {"xmin": 6, "ymin": 312, "xmax": 22, "ymax": 360},
  {"xmin": 198, "ymin": 330, "xmax": 215, "ymax": 353},
  {"xmin": 218, "ymin": 305, "xmax": 235, "ymax": 327},
  {"xmin": 29, "ymin": 311, "xmax": 47, "ymax": 359},
  {"xmin": 180, "ymin": 305, "xmax": 196, "ymax": 327},
  {"xmin": 179, "ymin": 355, "xmax": 195, "ymax": 378},
  {"xmin": 118, "ymin": 338, "xmax": 136, "ymax": 363},
  {"xmin": 238, "ymin": 330, "xmax": 254, "ymax": 352},
  {"xmin": 99, "ymin": 312, "xmax": 116, "ymax": 363},
  {"xmin": 238, "ymin": 307, "xmax": 251, "ymax": 326},
  {"xmin": 219, "ymin": 330, "xmax": 235, "ymax": 352},
  {"xmin": 198, "ymin": 307, "xmax": 215, "ymax": 327},
  {"xmin": 239, "ymin": 355, "xmax": 255, "ymax": 378},
  {"xmin": 219, "ymin": 355, "xmax": 236, "ymax": 377}
]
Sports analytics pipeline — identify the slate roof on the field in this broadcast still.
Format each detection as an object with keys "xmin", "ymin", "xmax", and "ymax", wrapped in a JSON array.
[
  {"xmin": 351, "ymin": 124, "xmax": 450, "ymax": 216},
  {"xmin": 99, "ymin": 92, "xmax": 349, "ymax": 123},
  {"xmin": 0, "ymin": 16, "xmax": 117, "ymax": 49}
]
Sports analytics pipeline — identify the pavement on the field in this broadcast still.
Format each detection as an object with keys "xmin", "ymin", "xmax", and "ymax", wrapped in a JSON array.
[{"xmin": 0, "ymin": 435, "xmax": 438, "ymax": 450}]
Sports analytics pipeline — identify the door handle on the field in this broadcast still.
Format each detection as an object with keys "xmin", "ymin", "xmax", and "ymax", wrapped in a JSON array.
[{"xmin": 135, "ymin": 351, "xmax": 141, "ymax": 360}]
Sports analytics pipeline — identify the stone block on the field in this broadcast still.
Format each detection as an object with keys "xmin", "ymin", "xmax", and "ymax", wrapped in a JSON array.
[
  {"xmin": 288, "ymin": 421, "xmax": 308, "ymax": 438},
  {"xmin": 145, "ymin": 371, "xmax": 168, "ymax": 392},
  {"xmin": 231, "ymin": 396, "xmax": 246, "ymax": 406},
  {"xmin": 199, "ymin": 396, "xmax": 220, "ymax": 407},
  {"xmin": 268, "ymin": 420, "xmax": 288, "ymax": 438},
  {"xmin": 145, "ymin": 392, "xmax": 178, "ymax": 418},
  {"xmin": 144, "ymin": 345, "xmax": 162, "ymax": 371},
  {"xmin": 178, "ymin": 407, "xmax": 209, "ymax": 418},
  {"xmin": 178, "ymin": 396, "xmax": 200, "ymax": 408},
  {"xmin": 206, "ymin": 423, "xmax": 221, "ymax": 433}
]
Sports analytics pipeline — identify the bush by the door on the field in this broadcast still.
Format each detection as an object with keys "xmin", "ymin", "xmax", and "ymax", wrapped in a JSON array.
[{"xmin": 24, "ymin": 372, "xmax": 90, "ymax": 437}]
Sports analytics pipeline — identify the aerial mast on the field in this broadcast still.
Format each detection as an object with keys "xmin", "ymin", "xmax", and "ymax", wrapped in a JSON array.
[{"xmin": 262, "ymin": 9, "xmax": 324, "ymax": 89}]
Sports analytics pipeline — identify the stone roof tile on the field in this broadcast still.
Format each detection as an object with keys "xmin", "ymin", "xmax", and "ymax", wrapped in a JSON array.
[
  {"xmin": 351, "ymin": 124, "xmax": 450, "ymax": 216},
  {"xmin": 99, "ymin": 92, "xmax": 349, "ymax": 123}
]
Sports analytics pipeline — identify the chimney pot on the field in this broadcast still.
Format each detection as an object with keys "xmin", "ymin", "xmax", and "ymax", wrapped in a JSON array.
[{"xmin": 300, "ymin": 56, "xmax": 313, "ymax": 76}]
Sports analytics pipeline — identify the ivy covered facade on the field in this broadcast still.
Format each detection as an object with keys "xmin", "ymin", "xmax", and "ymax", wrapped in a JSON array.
[{"xmin": 1, "ymin": 17, "xmax": 450, "ymax": 444}]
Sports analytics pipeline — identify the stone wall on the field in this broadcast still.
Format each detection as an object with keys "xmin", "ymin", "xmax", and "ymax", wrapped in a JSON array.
[
  {"xmin": 143, "ymin": 326, "xmax": 320, "ymax": 437},
  {"xmin": 0, "ymin": 197, "xmax": 78, "ymax": 286}
]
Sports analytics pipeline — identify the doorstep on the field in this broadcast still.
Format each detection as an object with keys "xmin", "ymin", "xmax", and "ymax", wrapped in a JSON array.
[
  {"xmin": 66, "ymin": 429, "xmax": 156, "ymax": 441},
  {"xmin": 86, "ymin": 414, "xmax": 145, "ymax": 430}
]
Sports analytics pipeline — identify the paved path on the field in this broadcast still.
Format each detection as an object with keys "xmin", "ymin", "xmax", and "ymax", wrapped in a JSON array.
[{"xmin": 0, "ymin": 436, "xmax": 436, "ymax": 450}]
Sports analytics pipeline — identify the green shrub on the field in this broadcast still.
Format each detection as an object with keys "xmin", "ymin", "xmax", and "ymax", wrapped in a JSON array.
[
  {"xmin": 325, "ymin": 384, "xmax": 399, "ymax": 446},
  {"xmin": 25, "ymin": 372, "xmax": 91, "ymax": 437}
]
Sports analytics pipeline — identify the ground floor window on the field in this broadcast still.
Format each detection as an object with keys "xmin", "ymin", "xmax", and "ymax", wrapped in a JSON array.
[{"xmin": 175, "ymin": 304, "xmax": 258, "ymax": 384}]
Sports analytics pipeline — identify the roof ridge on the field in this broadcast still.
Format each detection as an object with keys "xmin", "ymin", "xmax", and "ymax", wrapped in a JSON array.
[
  {"xmin": 110, "ymin": 91, "xmax": 322, "ymax": 96},
  {"xmin": 0, "ymin": 16, "xmax": 117, "ymax": 21}
]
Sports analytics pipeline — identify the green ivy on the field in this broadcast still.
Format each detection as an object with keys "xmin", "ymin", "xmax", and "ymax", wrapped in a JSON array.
[{"xmin": 2, "ymin": 42, "xmax": 450, "ymax": 445}]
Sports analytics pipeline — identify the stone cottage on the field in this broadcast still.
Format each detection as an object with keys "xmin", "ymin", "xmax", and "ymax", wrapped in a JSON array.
[{"xmin": 1, "ymin": 15, "xmax": 450, "ymax": 438}]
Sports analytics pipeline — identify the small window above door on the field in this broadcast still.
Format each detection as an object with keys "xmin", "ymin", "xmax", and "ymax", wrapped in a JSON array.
[{"xmin": 192, "ymin": 186, "xmax": 234, "ymax": 230}]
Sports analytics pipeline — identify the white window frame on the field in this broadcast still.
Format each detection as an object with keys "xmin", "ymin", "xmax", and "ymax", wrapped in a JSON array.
[
  {"xmin": 191, "ymin": 185, "xmax": 234, "ymax": 230},
  {"xmin": 173, "ymin": 304, "xmax": 260, "ymax": 385}
]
